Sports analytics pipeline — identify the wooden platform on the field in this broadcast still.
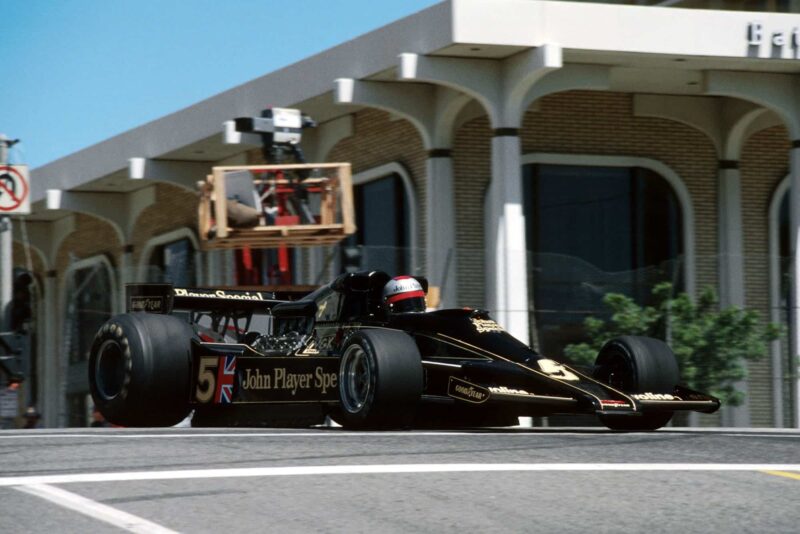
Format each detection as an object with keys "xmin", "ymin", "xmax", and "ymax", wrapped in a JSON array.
[
  {"xmin": 205, "ymin": 223, "xmax": 350, "ymax": 249},
  {"xmin": 198, "ymin": 163, "xmax": 355, "ymax": 250}
]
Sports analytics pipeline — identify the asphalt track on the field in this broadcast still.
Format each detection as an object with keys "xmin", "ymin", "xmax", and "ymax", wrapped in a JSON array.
[{"xmin": 0, "ymin": 427, "xmax": 798, "ymax": 533}]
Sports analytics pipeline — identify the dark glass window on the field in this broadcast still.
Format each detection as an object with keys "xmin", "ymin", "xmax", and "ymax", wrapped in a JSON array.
[
  {"xmin": 67, "ymin": 393, "xmax": 88, "ymax": 428},
  {"xmin": 523, "ymin": 164, "xmax": 683, "ymax": 357},
  {"xmin": 148, "ymin": 237, "xmax": 197, "ymax": 287},
  {"xmin": 233, "ymin": 249, "xmax": 294, "ymax": 286},
  {"xmin": 779, "ymin": 192, "xmax": 790, "ymax": 304},
  {"xmin": 777, "ymin": 190, "xmax": 796, "ymax": 426},
  {"xmin": 65, "ymin": 261, "xmax": 113, "ymax": 427},
  {"xmin": 341, "ymin": 173, "xmax": 409, "ymax": 275},
  {"xmin": 66, "ymin": 263, "xmax": 113, "ymax": 365}
]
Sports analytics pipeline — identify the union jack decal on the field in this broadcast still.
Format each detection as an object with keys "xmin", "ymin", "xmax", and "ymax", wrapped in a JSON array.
[{"xmin": 214, "ymin": 355, "xmax": 237, "ymax": 404}]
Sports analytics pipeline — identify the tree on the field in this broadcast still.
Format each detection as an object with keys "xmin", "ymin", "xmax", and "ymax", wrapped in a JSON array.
[{"xmin": 563, "ymin": 282, "xmax": 781, "ymax": 406}]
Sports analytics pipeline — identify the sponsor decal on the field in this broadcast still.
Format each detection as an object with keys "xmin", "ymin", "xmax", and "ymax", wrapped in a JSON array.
[
  {"xmin": 317, "ymin": 336, "xmax": 335, "ymax": 351},
  {"xmin": 241, "ymin": 366, "xmax": 337, "ymax": 396},
  {"xmin": 174, "ymin": 287, "xmax": 267, "ymax": 301},
  {"xmin": 631, "ymin": 392, "xmax": 679, "ymax": 401},
  {"xmin": 448, "ymin": 377, "xmax": 490, "ymax": 404},
  {"xmin": 470, "ymin": 318, "xmax": 504, "ymax": 334},
  {"xmin": 195, "ymin": 356, "xmax": 340, "ymax": 404},
  {"xmin": 299, "ymin": 340, "xmax": 320, "ymax": 355},
  {"xmin": 488, "ymin": 386, "xmax": 536, "ymax": 397},
  {"xmin": 214, "ymin": 355, "xmax": 237, "ymax": 404},
  {"xmin": 600, "ymin": 400, "xmax": 631, "ymax": 409},
  {"xmin": 537, "ymin": 359, "xmax": 580, "ymax": 381},
  {"xmin": 129, "ymin": 296, "xmax": 164, "ymax": 312}
]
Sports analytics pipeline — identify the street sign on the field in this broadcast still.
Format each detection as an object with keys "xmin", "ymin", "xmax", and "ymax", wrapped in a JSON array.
[{"xmin": 0, "ymin": 165, "xmax": 30, "ymax": 215}]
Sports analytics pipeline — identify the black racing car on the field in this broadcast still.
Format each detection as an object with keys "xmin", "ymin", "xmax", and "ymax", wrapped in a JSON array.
[{"xmin": 88, "ymin": 270, "xmax": 720, "ymax": 430}]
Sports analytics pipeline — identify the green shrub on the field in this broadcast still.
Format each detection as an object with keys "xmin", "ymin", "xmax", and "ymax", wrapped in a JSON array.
[{"xmin": 563, "ymin": 282, "xmax": 781, "ymax": 406}]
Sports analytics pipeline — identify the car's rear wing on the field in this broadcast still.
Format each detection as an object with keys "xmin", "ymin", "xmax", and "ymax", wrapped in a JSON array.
[{"xmin": 125, "ymin": 284, "xmax": 293, "ymax": 314}]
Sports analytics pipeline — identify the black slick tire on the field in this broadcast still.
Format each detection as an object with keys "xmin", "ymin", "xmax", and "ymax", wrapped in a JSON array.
[
  {"xmin": 593, "ymin": 335, "xmax": 679, "ymax": 431},
  {"xmin": 332, "ymin": 328, "xmax": 423, "ymax": 429},
  {"xmin": 88, "ymin": 313, "xmax": 193, "ymax": 427}
]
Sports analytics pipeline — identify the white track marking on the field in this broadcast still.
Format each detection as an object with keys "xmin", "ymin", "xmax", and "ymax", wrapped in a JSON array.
[
  {"xmin": 1, "ymin": 430, "xmax": 798, "ymax": 440},
  {"xmin": 2, "ymin": 463, "xmax": 799, "ymax": 487},
  {"xmin": 14, "ymin": 484, "xmax": 179, "ymax": 533},
  {"xmin": 0, "ymin": 431, "xmax": 606, "ymax": 439}
]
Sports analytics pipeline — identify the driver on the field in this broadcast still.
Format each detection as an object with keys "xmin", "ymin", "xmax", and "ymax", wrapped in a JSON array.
[{"xmin": 382, "ymin": 276, "xmax": 426, "ymax": 313}]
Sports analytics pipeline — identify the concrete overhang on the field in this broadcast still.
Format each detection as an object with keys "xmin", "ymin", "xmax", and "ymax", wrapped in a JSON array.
[
  {"xmin": 30, "ymin": 1, "xmax": 453, "ymax": 203},
  {"xmin": 28, "ymin": 0, "xmax": 800, "ymax": 207}
]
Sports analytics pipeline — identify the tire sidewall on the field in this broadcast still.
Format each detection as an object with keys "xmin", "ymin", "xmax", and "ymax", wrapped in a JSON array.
[
  {"xmin": 337, "ymin": 331, "xmax": 380, "ymax": 426},
  {"xmin": 89, "ymin": 315, "xmax": 143, "ymax": 424},
  {"xmin": 594, "ymin": 335, "xmax": 679, "ymax": 431},
  {"xmin": 334, "ymin": 328, "xmax": 422, "ymax": 429},
  {"xmin": 595, "ymin": 336, "xmax": 679, "ymax": 393},
  {"xmin": 89, "ymin": 313, "xmax": 193, "ymax": 426}
]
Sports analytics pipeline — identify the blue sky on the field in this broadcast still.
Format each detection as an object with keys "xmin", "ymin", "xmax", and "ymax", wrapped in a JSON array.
[{"xmin": 0, "ymin": 0, "xmax": 440, "ymax": 169}]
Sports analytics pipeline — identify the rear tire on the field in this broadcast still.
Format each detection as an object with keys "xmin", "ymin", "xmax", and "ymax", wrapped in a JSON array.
[
  {"xmin": 331, "ymin": 329, "xmax": 423, "ymax": 429},
  {"xmin": 593, "ymin": 336, "xmax": 679, "ymax": 431},
  {"xmin": 89, "ymin": 313, "xmax": 193, "ymax": 427}
]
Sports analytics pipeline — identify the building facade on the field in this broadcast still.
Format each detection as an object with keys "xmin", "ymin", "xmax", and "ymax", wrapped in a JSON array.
[{"xmin": 10, "ymin": 0, "xmax": 800, "ymax": 427}]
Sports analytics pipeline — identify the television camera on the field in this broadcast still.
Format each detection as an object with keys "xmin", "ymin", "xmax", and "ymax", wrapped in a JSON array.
[{"xmin": 232, "ymin": 107, "xmax": 317, "ymax": 165}]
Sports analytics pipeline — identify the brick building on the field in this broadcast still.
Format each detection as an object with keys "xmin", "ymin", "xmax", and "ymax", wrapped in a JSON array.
[{"xmin": 11, "ymin": 0, "xmax": 800, "ymax": 427}]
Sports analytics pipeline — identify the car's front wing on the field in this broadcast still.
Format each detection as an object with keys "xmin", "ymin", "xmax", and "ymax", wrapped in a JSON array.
[{"xmin": 424, "ymin": 359, "xmax": 721, "ymax": 417}]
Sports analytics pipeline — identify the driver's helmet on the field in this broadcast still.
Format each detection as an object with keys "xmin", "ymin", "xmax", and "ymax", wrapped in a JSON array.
[{"xmin": 382, "ymin": 276, "xmax": 426, "ymax": 313}]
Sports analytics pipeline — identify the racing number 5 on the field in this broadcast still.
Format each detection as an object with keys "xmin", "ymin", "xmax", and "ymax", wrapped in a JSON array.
[
  {"xmin": 537, "ymin": 359, "xmax": 580, "ymax": 381},
  {"xmin": 196, "ymin": 357, "xmax": 218, "ymax": 403}
]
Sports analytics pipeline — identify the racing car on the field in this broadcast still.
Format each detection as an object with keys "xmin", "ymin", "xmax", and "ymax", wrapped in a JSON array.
[{"xmin": 88, "ymin": 270, "xmax": 720, "ymax": 430}]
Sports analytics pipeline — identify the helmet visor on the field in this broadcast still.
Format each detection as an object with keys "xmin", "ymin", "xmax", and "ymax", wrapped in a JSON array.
[{"xmin": 390, "ymin": 296, "xmax": 426, "ymax": 313}]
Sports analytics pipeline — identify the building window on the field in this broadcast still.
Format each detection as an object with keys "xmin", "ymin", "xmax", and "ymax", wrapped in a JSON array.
[
  {"xmin": 147, "ymin": 237, "xmax": 197, "ymax": 287},
  {"xmin": 523, "ymin": 163, "xmax": 684, "ymax": 357},
  {"xmin": 65, "ymin": 263, "xmax": 113, "ymax": 365},
  {"xmin": 341, "ymin": 173, "xmax": 410, "ymax": 275},
  {"xmin": 231, "ymin": 248, "xmax": 294, "ymax": 286},
  {"xmin": 778, "ymin": 192, "xmax": 790, "ymax": 306},
  {"xmin": 64, "ymin": 258, "xmax": 114, "ymax": 426}
]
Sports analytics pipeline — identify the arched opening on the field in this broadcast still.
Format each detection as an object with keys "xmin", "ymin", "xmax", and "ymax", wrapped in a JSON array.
[
  {"xmin": 340, "ymin": 163, "xmax": 416, "ymax": 275},
  {"xmin": 62, "ymin": 256, "xmax": 115, "ymax": 427},
  {"xmin": 141, "ymin": 228, "xmax": 201, "ymax": 287},
  {"xmin": 522, "ymin": 155, "xmax": 689, "ymax": 358}
]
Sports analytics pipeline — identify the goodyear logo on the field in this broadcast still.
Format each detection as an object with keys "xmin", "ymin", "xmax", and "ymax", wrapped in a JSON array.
[
  {"xmin": 448, "ymin": 377, "xmax": 489, "ymax": 404},
  {"xmin": 130, "ymin": 296, "xmax": 164, "ymax": 312}
]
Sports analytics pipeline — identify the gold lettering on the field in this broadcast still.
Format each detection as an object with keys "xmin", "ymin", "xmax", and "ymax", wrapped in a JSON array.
[
  {"xmin": 315, "ymin": 366, "xmax": 337, "ymax": 394},
  {"xmin": 244, "ymin": 369, "xmax": 272, "ymax": 390},
  {"xmin": 470, "ymin": 318, "xmax": 504, "ymax": 334}
]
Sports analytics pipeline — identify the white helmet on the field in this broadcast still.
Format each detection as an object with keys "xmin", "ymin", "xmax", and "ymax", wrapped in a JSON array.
[{"xmin": 382, "ymin": 276, "xmax": 426, "ymax": 313}]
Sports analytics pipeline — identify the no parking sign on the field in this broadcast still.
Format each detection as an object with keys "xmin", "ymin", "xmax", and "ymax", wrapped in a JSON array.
[{"xmin": 0, "ymin": 165, "xmax": 30, "ymax": 215}]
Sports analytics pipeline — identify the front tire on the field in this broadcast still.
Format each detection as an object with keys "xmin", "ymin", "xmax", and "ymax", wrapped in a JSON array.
[
  {"xmin": 89, "ymin": 313, "xmax": 194, "ymax": 427},
  {"xmin": 332, "ymin": 329, "xmax": 423, "ymax": 429},
  {"xmin": 593, "ymin": 336, "xmax": 679, "ymax": 431}
]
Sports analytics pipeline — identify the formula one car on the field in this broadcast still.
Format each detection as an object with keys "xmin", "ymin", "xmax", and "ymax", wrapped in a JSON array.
[{"xmin": 88, "ymin": 270, "xmax": 720, "ymax": 430}]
